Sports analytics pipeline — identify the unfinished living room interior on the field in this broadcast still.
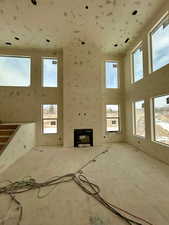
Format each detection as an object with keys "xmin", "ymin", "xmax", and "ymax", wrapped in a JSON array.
[{"xmin": 0, "ymin": 0, "xmax": 169, "ymax": 224}]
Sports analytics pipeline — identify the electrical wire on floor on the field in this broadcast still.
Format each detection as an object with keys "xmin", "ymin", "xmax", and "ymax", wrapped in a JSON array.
[{"xmin": 0, "ymin": 149, "xmax": 155, "ymax": 225}]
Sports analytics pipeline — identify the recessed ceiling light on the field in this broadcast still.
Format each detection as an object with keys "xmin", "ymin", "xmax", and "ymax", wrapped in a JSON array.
[
  {"xmin": 31, "ymin": 0, "xmax": 37, "ymax": 6},
  {"xmin": 125, "ymin": 38, "xmax": 130, "ymax": 43},
  {"xmin": 5, "ymin": 42, "xmax": 12, "ymax": 46},
  {"xmin": 14, "ymin": 37, "xmax": 20, "ymax": 40},
  {"xmin": 132, "ymin": 10, "xmax": 138, "ymax": 15}
]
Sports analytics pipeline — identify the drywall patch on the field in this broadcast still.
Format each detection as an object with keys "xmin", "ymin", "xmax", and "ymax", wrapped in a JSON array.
[
  {"xmin": 134, "ymin": 1, "xmax": 141, "ymax": 5},
  {"xmin": 106, "ymin": 0, "xmax": 112, "ymax": 5},
  {"xmin": 106, "ymin": 12, "xmax": 113, "ymax": 16},
  {"xmin": 13, "ymin": 16, "xmax": 17, "ymax": 20},
  {"xmin": 0, "ymin": 9, "xmax": 4, "ymax": 14},
  {"xmin": 89, "ymin": 216, "xmax": 106, "ymax": 225},
  {"xmin": 73, "ymin": 30, "xmax": 80, "ymax": 34}
]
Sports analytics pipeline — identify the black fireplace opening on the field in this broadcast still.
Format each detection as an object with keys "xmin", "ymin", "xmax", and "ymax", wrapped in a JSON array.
[{"xmin": 74, "ymin": 129, "xmax": 93, "ymax": 147}]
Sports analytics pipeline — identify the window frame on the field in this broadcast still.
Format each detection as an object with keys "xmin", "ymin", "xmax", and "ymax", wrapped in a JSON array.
[
  {"xmin": 42, "ymin": 57, "xmax": 58, "ymax": 88},
  {"xmin": 105, "ymin": 104, "xmax": 121, "ymax": 133},
  {"xmin": 104, "ymin": 60, "xmax": 120, "ymax": 89},
  {"xmin": 0, "ymin": 55, "xmax": 31, "ymax": 87},
  {"xmin": 149, "ymin": 11, "xmax": 169, "ymax": 73},
  {"xmin": 131, "ymin": 42, "xmax": 144, "ymax": 83},
  {"xmin": 41, "ymin": 104, "xmax": 58, "ymax": 135},
  {"xmin": 133, "ymin": 100, "xmax": 146, "ymax": 138},
  {"xmin": 151, "ymin": 93, "xmax": 169, "ymax": 147}
]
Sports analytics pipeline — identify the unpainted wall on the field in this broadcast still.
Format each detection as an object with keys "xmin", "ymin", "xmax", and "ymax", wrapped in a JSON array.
[
  {"xmin": 0, "ymin": 123, "xmax": 36, "ymax": 173},
  {"xmin": 124, "ymin": 1, "xmax": 169, "ymax": 164},
  {"xmin": 0, "ymin": 48, "xmax": 63, "ymax": 146},
  {"xmin": 0, "ymin": 46, "xmax": 124, "ymax": 147},
  {"xmin": 63, "ymin": 43, "xmax": 124, "ymax": 147}
]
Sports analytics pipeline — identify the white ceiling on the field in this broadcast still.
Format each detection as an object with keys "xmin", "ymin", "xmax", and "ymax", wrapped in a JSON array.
[{"xmin": 0, "ymin": 0, "xmax": 166, "ymax": 54}]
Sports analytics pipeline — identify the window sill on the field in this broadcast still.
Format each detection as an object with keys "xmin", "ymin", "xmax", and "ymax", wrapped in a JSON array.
[
  {"xmin": 106, "ymin": 131, "xmax": 121, "ymax": 134},
  {"xmin": 152, "ymin": 140, "xmax": 169, "ymax": 148},
  {"xmin": 133, "ymin": 135, "xmax": 145, "ymax": 139}
]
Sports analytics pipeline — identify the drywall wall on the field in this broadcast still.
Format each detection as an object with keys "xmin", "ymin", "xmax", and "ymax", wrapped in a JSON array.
[
  {"xmin": 0, "ymin": 46, "xmax": 124, "ymax": 147},
  {"xmin": 0, "ymin": 48, "xmax": 63, "ymax": 146},
  {"xmin": 63, "ymin": 42, "xmax": 124, "ymax": 147},
  {"xmin": 0, "ymin": 123, "xmax": 36, "ymax": 173},
  {"xmin": 124, "ymin": 1, "xmax": 169, "ymax": 164}
]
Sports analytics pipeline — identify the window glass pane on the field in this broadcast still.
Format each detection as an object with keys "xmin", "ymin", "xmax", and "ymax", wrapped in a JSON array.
[
  {"xmin": 0, "ymin": 56, "xmax": 31, "ymax": 86},
  {"xmin": 106, "ymin": 105, "xmax": 119, "ymax": 117},
  {"xmin": 43, "ymin": 104, "xmax": 57, "ymax": 119},
  {"xmin": 105, "ymin": 61, "xmax": 118, "ymax": 88},
  {"xmin": 134, "ymin": 100, "xmax": 145, "ymax": 137},
  {"xmin": 154, "ymin": 95, "xmax": 169, "ymax": 145},
  {"xmin": 133, "ymin": 46, "xmax": 143, "ymax": 82},
  {"xmin": 43, "ymin": 120, "xmax": 57, "ymax": 134},
  {"xmin": 106, "ymin": 118, "xmax": 119, "ymax": 132},
  {"xmin": 43, "ymin": 58, "xmax": 57, "ymax": 87},
  {"xmin": 151, "ymin": 15, "xmax": 169, "ymax": 71}
]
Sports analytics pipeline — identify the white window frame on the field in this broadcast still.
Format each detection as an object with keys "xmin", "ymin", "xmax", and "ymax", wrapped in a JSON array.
[
  {"xmin": 105, "ymin": 60, "xmax": 120, "ymax": 89},
  {"xmin": 106, "ymin": 104, "xmax": 121, "ymax": 133},
  {"xmin": 133, "ymin": 100, "xmax": 145, "ymax": 138},
  {"xmin": 42, "ymin": 57, "xmax": 58, "ymax": 88},
  {"xmin": 151, "ymin": 94, "xmax": 169, "ymax": 147},
  {"xmin": 0, "ymin": 55, "xmax": 31, "ymax": 87},
  {"xmin": 42, "ymin": 104, "xmax": 58, "ymax": 134},
  {"xmin": 131, "ymin": 42, "xmax": 144, "ymax": 83},
  {"xmin": 149, "ymin": 11, "xmax": 169, "ymax": 73}
]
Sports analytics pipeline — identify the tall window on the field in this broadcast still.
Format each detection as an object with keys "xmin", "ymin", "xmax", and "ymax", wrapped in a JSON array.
[
  {"xmin": 42, "ymin": 104, "xmax": 58, "ymax": 134},
  {"xmin": 150, "ymin": 13, "xmax": 169, "ymax": 72},
  {"xmin": 42, "ymin": 58, "xmax": 58, "ymax": 87},
  {"xmin": 106, "ymin": 104, "xmax": 120, "ymax": 132},
  {"xmin": 0, "ymin": 56, "xmax": 31, "ymax": 87},
  {"xmin": 153, "ymin": 94, "xmax": 169, "ymax": 145},
  {"xmin": 132, "ymin": 44, "xmax": 143, "ymax": 82},
  {"xmin": 133, "ymin": 100, "xmax": 145, "ymax": 137},
  {"xmin": 105, "ymin": 61, "xmax": 119, "ymax": 88}
]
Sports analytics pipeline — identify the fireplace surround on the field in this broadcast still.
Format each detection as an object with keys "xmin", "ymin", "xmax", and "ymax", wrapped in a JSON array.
[{"xmin": 74, "ymin": 129, "xmax": 93, "ymax": 147}]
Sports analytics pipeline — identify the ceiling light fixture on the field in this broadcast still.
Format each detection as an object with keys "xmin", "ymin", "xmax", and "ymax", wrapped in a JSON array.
[
  {"xmin": 5, "ymin": 42, "xmax": 12, "ymax": 46},
  {"xmin": 31, "ymin": 0, "xmax": 37, "ymax": 6},
  {"xmin": 132, "ymin": 10, "xmax": 138, "ymax": 15},
  {"xmin": 125, "ymin": 38, "xmax": 130, "ymax": 43}
]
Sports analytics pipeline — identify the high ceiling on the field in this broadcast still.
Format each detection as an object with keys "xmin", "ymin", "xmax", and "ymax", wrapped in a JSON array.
[{"xmin": 0, "ymin": 0, "xmax": 166, "ymax": 54}]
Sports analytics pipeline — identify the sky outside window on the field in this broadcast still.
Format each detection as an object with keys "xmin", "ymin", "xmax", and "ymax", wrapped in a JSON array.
[
  {"xmin": 0, "ymin": 56, "xmax": 31, "ymax": 86},
  {"xmin": 133, "ymin": 46, "xmax": 143, "ymax": 82},
  {"xmin": 151, "ymin": 15, "xmax": 169, "ymax": 71},
  {"xmin": 43, "ymin": 58, "xmax": 58, "ymax": 87},
  {"xmin": 105, "ymin": 61, "xmax": 118, "ymax": 88}
]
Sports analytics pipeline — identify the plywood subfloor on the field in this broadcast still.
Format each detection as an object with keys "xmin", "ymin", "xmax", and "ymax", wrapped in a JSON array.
[{"xmin": 0, "ymin": 143, "xmax": 169, "ymax": 225}]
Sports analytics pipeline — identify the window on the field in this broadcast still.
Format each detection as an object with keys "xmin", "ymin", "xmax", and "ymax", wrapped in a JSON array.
[
  {"xmin": 42, "ymin": 58, "xmax": 58, "ymax": 87},
  {"xmin": 42, "ymin": 104, "xmax": 58, "ymax": 134},
  {"xmin": 153, "ymin": 94, "xmax": 169, "ymax": 145},
  {"xmin": 106, "ymin": 104, "xmax": 120, "ymax": 132},
  {"xmin": 105, "ymin": 61, "xmax": 119, "ymax": 88},
  {"xmin": 150, "ymin": 13, "xmax": 169, "ymax": 72},
  {"xmin": 132, "ymin": 44, "xmax": 143, "ymax": 82},
  {"xmin": 133, "ymin": 100, "xmax": 145, "ymax": 137},
  {"xmin": 0, "ymin": 56, "xmax": 31, "ymax": 87}
]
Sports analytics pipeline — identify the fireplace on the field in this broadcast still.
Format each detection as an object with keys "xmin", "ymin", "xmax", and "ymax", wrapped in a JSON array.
[{"xmin": 74, "ymin": 129, "xmax": 93, "ymax": 147}]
